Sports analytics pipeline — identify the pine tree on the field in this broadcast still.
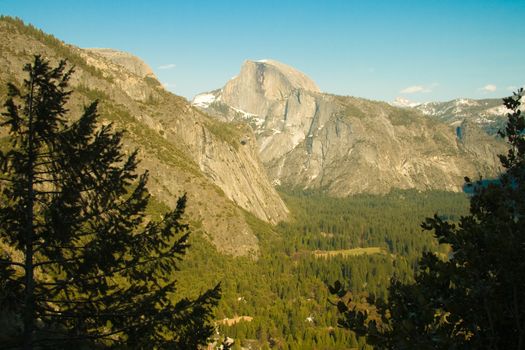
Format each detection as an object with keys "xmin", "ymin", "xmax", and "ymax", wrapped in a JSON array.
[
  {"xmin": 331, "ymin": 89, "xmax": 525, "ymax": 349},
  {"xmin": 0, "ymin": 56, "xmax": 220, "ymax": 349}
]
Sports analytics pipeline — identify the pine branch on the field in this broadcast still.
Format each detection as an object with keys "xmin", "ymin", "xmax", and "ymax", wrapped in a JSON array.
[{"xmin": 0, "ymin": 260, "xmax": 25, "ymax": 268}]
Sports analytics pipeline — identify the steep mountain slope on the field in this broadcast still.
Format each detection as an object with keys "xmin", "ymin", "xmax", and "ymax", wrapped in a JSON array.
[
  {"xmin": 0, "ymin": 17, "xmax": 288, "ymax": 256},
  {"xmin": 194, "ymin": 60, "xmax": 506, "ymax": 195}
]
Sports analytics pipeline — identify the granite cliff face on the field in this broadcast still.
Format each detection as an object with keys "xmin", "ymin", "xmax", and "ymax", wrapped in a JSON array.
[
  {"xmin": 220, "ymin": 59, "xmax": 320, "ymax": 116},
  {"xmin": 194, "ymin": 60, "xmax": 506, "ymax": 195},
  {"xmin": 86, "ymin": 48, "xmax": 157, "ymax": 79},
  {"xmin": 0, "ymin": 18, "xmax": 288, "ymax": 256},
  {"xmin": 81, "ymin": 48, "xmax": 161, "ymax": 102}
]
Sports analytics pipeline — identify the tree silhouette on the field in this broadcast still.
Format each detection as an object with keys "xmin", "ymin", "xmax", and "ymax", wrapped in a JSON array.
[
  {"xmin": 331, "ymin": 89, "xmax": 525, "ymax": 349},
  {"xmin": 0, "ymin": 56, "xmax": 220, "ymax": 349}
]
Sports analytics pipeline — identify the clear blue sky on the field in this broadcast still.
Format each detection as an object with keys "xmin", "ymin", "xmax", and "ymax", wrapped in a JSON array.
[{"xmin": 1, "ymin": 0, "xmax": 524, "ymax": 102}]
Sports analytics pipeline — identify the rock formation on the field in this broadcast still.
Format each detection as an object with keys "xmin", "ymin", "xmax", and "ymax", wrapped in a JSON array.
[
  {"xmin": 195, "ymin": 60, "xmax": 506, "ymax": 195},
  {"xmin": 0, "ymin": 17, "xmax": 288, "ymax": 256}
]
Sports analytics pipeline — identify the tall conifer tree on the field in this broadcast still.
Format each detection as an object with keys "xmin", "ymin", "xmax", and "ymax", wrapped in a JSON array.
[
  {"xmin": 331, "ymin": 89, "xmax": 525, "ymax": 349},
  {"xmin": 0, "ymin": 56, "xmax": 220, "ymax": 349}
]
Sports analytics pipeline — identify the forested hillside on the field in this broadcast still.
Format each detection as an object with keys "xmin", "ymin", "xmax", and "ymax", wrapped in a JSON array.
[
  {"xmin": 0, "ymin": 16, "xmax": 288, "ymax": 257},
  {"xmin": 174, "ymin": 189, "xmax": 470, "ymax": 349}
]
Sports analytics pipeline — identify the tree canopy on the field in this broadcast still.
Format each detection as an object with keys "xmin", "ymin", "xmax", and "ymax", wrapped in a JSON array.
[
  {"xmin": 0, "ymin": 56, "xmax": 220, "ymax": 349},
  {"xmin": 331, "ymin": 89, "xmax": 525, "ymax": 350}
]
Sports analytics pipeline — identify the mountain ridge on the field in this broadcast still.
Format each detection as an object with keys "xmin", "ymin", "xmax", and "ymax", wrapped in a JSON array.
[
  {"xmin": 0, "ymin": 16, "xmax": 288, "ymax": 256},
  {"xmin": 85, "ymin": 47, "xmax": 158, "ymax": 79},
  {"xmin": 392, "ymin": 96, "xmax": 512, "ymax": 135},
  {"xmin": 194, "ymin": 58, "xmax": 507, "ymax": 195}
]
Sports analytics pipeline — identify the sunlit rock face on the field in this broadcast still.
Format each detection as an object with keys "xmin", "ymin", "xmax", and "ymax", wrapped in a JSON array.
[
  {"xmin": 0, "ymin": 19, "xmax": 290, "ymax": 256},
  {"xmin": 195, "ymin": 59, "xmax": 506, "ymax": 195}
]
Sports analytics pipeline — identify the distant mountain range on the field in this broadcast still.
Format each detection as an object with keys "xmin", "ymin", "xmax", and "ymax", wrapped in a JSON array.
[
  {"xmin": 193, "ymin": 60, "xmax": 506, "ymax": 196},
  {"xmin": 392, "ymin": 96, "xmax": 509, "ymax": 135},
  {"xmin": 0, "ymin": 16, "xmax": 510, "ymax": 255}
]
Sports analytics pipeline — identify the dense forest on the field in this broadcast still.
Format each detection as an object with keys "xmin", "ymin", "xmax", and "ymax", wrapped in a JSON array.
[{"xmin": 174, "ymin": 188, "xmax": 470, "ymax": 349}]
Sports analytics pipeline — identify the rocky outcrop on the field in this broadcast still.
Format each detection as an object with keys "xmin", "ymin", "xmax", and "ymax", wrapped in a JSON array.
[
  {"xmin": 220, "ymin": 59, "xmax": 319, "ymax": 116},
  {"xmin": 172, "ymin": 109, "xmax": 289, "ymax": 224},
  {"xmin": 195, "ymin": 60, "xmax": 507, "ymax": 195},
  {"xmin": 0, "ymin": 17, "xmax": 288, "ymax": 256},
  {"xmin": 79, "ymin": 48, "xmax": 161, "ymax": 103},
  {"xmin": 86, "ymin": 48, "xmax": 157, "ymax": 79}
]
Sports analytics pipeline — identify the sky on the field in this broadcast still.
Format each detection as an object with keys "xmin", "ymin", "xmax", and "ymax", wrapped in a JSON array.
[{"xmin": 1, "ymin": 0, "xmax": 524, "ymax": 103}]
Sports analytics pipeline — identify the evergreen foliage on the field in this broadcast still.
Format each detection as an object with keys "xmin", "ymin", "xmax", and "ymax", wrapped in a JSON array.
[
  {"xmin": 175, "ymin": 189, "xmax": 469, "ymax": 349},
  {"xmin": 331, "ymin": 90, "xmax": 525, "ymax": 349},
  {"xmin": 0, "ymin": 56, "xmax": 220, "ymax": 349}
]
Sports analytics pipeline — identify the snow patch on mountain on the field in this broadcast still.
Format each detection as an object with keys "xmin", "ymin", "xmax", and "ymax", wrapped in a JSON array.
[
  {"xmin": 192, "ymin": 93, "xmax": 217, "ymax": 108},
  {"xmin": 391, "ymin": 97, "xmax": 421, "ymax": 108},
  {"xmin": 486, "ymin": 105, "xmax": 511, "ymax": 116}
]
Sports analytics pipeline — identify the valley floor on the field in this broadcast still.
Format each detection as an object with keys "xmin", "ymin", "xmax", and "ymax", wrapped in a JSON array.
[{"xmin": 177, "ymin": 188, "xmax": 469, "ymax": 349}]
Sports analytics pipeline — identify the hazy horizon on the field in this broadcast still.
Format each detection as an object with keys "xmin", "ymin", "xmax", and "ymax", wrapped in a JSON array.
[{"xmin": 1, "ymin": 0, "xmax": 523, "ymax": 103}]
